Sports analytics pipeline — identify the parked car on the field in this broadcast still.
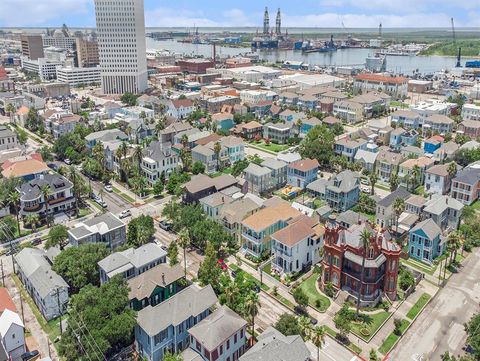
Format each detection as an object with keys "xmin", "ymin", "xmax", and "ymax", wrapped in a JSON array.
[
  {"xmin": 64, "ymin": 158, "xmax": 72, "ymax": 165},
  {"xmin": 231, "ymin": 269, "xmax": 237, "ymax": 278},
  {"xmin": 360, "ymin": 185, "xmax": 371, "ymax": 193},
  {"xmin": 21, "ymin": 350, "xmax": 39, "ymax": 361},
  {"xmin": 159, "ymin": 220, "xmax": 173, "ymax": 231},
  {"xmin": 104, "ymin": 184, "xmax": 113, "ymax": 192},
  {"xmin": 31, "ymin": 238, "xmax": 43, "ymax": 246},
  {"xmin": 118, "ymin": 209, "xmax": 132, "ymax": 219},
  {"xmin": 96, "ymin": 198, "xmax": 107, "ymax": 208}
]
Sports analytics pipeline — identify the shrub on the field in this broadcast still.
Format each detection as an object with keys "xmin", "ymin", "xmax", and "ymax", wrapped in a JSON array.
[
  {"xmin": 393, "ymin": 318, "xmax": 403, "ymax": 336},
  {"xmin": 324, "ymin": 282, "xmax": 335, "ymax": 298},
  {"xmin": 360, "ymin": 328, "xmax": 370, "ymax": 337}
]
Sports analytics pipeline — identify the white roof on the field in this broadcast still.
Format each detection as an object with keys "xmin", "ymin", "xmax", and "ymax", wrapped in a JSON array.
[{"xmin": 0, "ymin": 309, "xmax": 24, "ymax": 337}]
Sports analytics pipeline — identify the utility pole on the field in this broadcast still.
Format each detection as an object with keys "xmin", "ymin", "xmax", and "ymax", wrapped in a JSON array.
[
  {"xmin": 0, "ymin": 259, "xmax": 4, "ymax": 287},
  {"xmin": 56, "ymin": 288, "xmax": 63, "ymax": 334}
]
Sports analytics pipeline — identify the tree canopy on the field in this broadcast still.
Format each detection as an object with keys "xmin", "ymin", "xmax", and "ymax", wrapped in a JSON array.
[
  {"xmin": 299, "ymin": 125, "xmax": 336, "ymax": 168},
  {"xmin": 126, "ymin": 215, "xmax": 155, "ymax": 247},
  {"xmin": 58, "ymin": 276, "xmax": 136, "ymax": 360},
  {"xmin": 53, "ymin": 243, "xmax": 110, "ymax": 293},
  {"xmin": 45, "ymin": 225, "xmax": 69, "ymax": 250},
  {"xmin": 274, "ymin": 313, "xmax": 302, "ymax": 336}
]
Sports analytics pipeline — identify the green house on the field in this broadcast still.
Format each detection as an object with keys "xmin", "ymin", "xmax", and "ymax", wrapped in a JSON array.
[{"xmin": 128, "ymin": 263, "xmax": 185, "ymax": 311}]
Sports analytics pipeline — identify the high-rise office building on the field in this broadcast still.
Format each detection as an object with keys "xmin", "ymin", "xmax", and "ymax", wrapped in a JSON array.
[
  {"xmin": 94, "ymin": 0, "xmax": 148, "ymax": 94},
  {"xmin": 75, "ymin": 37, "xmax": 100, "ymax": 68},
  {"xmin": 21, "ymin": 35, "xmax": 45, "ymax": 60}
]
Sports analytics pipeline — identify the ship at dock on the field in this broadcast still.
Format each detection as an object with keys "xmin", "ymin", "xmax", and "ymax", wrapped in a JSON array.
[
  {"xmin": 251, "ymin": 7, "xmax": 290, "ymax": 50},
  {"xmin": 301, "ymin": 35, "xmax": 337, "ymax": 53}
]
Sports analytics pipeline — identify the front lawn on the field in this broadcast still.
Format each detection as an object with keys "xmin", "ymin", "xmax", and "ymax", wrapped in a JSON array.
[
  {"xmin": 406, "ymin": 293, "xmax": 431, "ymax": 320},
  {"xmin": 401, "ymin": 258, "xmax": 436, "ymax": 276},
  {"xmin": 350, "ymin": 311, "xmax": 391, "ymax": 341},
  {"xmin": 249, "ymin": 141, "xmax": 290, "ymax": 153},
  {"xmin": 229, "ymin": 264, "xmax": 269, "ymax": 291},
  {"xmin": 378, "ymin": 319, "xmax": 410, "ymax": 355},
  {"xmin": 297, "ymin": 275, "xmax": 331, "ymax": 312}
]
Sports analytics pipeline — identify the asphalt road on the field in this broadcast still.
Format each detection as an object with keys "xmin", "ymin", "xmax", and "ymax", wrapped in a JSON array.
[{"xmin": 389, "ymin": 248, "xmax": 480, "ymax": 361}]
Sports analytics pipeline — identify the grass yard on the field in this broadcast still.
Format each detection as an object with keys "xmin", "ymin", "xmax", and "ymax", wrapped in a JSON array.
[
  {"xmin": 401, "ymin": 258, "xmax": 437, "ymax": 276},
  {"xmin": 324, "ymin": 326, "xmax": 363, "ymax": 355},
  {"xmin": 297, "ymin": 274, "xmax": 331, "ymax": 312},
  {"xmin": 78, "ymin": 207, "xmax": 91, "ymax": 218},
  {"xmin": 210, "ymin": 167, "xmax": 233, "ymax": 178},
  {"xmin": 262, "ymin": 262, "xmax": 280, "ymax": 281},
  {"xmin": 229, "ymin": 264, "xmax": 269, "ymax": 291},
  {"xmin": 249, "ymin": 141, "xmax": 290, "ymax": 153},
  {"xmin": 470, "ymin": 200, "xmax": 480, "ymax": 211},
  {"xmin": 390, "ymin": 101, "xmax": 409, "ymax": 109},
  {"xmin": 378, "ymin": 319, "xmax": 411, "ymax": 355},
  {"xmin": 406, "ymin": 293, "xmax": 431, "ymax": 320},
  {"xmin": 270, "ymin": 291, "xmax": 295, "ymax": 310},
  {"xmin": 112, "ymin": 186, "xmax": 136, "ymax": 203},
  {"xmin": 351, "ymin": 311, "xmax": 392, "ymax": 341}
]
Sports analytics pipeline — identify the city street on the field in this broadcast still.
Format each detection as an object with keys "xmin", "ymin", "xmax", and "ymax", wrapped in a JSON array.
[{"xmin": 390, "ymin": 248, "xmax": 480, "ymax": 360}]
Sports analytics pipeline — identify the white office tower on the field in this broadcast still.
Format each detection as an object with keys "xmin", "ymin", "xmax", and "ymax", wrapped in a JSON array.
[{"xmin": 94, "ymin": 0, "xmax": 148, "ymax": 94}]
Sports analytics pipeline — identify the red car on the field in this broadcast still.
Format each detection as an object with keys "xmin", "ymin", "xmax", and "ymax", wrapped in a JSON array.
[{"xmin": 218, "ymin": 259, "xmax": 228, "ymax": 270}]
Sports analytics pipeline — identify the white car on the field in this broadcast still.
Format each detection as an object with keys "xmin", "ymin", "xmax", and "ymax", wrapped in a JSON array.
[
  {"xmin": 360, "ymin": 185, "xmax": 371, "ymax": 193},
  {"xmin": 104, "ymin": 184, "xmax": 113, "ymax": 192},
  {"xmin": 118, "ymin": 210, "xmax": 131, "ymax": 219},
  {"xmin": 64, "ymin": 158, "xmax": 72, "ymax": 165}
]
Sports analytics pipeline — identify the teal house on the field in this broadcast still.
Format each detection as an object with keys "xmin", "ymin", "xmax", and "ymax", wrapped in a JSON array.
[{"xmin": 408, "ymin": 218, "xmax": 443, "ymax": 264}]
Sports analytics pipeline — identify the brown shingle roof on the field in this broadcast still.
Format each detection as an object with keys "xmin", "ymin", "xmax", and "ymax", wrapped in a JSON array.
[
  {"xmin": 1, "ymin": 159, "xmax": 49, "ymax": 178},
  {"xmin": 242, "ymin": 203, "xmax": 301, "ymax": 232},
  {"xmin": 288, "ymin": 158, "xmax": 319, "ymax": 172}
]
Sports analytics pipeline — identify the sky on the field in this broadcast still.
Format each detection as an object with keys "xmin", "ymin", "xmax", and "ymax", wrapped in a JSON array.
[{"xmin": 0, "ymin": 0, "xmax": 479, "ymax": 28}]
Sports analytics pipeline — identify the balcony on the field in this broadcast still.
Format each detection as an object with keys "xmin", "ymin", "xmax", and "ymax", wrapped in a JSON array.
[
  {"xmin": 22, "ymin": 204, "xmax": 42, "ymax": 213},
  {"xmin": 242, "ymin": 232, "xmax": 262, "ymax": 245},
  {"xmin": 342, "ymin": 286, "xmax": 382, "ymax": 302},
  {"xmin": 343, "ymin": 267, "xmax": 384, "ymax": 284},
  {"xmin": 272, "ymin": 246, "xmax": 292, "ymax": 258}
]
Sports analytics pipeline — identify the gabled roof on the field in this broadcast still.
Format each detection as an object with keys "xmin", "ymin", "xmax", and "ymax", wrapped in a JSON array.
[
  {"xmin": 377, "ymin": 188, "xmax": 411, "ymax": 208},
  {"xmin": 410, "ymin": 218, "xmax": 441, "ymax": 240},
  {"xmin": 0, "ymin": 309, "xmax": 23, "ymax": 337},
  {"xmin": 137, "ymin": 285, "xmax": 217, "ymax": 336},
  {"xmin": 240, "ymin": 326, "xmax": 310, "ymax": 361},
  {"xmin": 171, "ymin": 98, "xmax": 193, "ymax": 109},
  {"xmin": 188, "ymin": 306, "xmax": 246, "ymax": 352},
  {"xmin": 288, "ymin": 158, "xmax": 319, "ymax": 172},
  {"xmin": 0, "ymin": 288, "xmax": 17, "ymax": 314},
  {"xmin": 271, "ymin": 217, "xmax": 317, "ymax": 247}
]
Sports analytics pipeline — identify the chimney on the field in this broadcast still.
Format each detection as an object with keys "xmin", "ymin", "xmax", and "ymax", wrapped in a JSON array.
[{"xmin": 161, "ymin": 272, "xmax": 165, "ymax": 285}]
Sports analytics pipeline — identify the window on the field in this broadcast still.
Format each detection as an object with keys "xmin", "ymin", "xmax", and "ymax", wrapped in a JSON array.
[
  {"xmin": 227, "ymin": 339, "xmax": 230, "ymax": 350},
  {"xmin": 234, "ymin": 333, "xmax": 238, "ymax": 343}
]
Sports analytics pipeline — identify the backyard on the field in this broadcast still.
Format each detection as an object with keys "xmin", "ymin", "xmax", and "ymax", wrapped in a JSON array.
[{"xmin": 297, "ymin": 274, "xmax": 331, "ymax": 312}]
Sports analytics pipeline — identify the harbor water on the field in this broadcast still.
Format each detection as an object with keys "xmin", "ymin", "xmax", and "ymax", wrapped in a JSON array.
[{"xmin": 146, "ymin": 38, "xmax": 476, "ymax": 75}]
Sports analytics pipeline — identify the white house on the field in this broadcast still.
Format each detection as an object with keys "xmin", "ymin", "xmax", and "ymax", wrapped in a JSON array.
[
  {"xmin": 167, "ymin": 98, "xmax": 194, "ymax": 119},
  {"xmin": 141, "ymin": 141, "xmax": 180, "ymax": 186},
  {"xmin": 270, "ymin": 216, "xmax": 324, "ymax": 275},
  {"xmin": 461, "ymin": 103, "xmax": 480, "ymax": 121},
  {"xmin": 0, "ymin": 309, "xmax": 25, "ymax": 361},
  {"xmin": 425, "ymin": 163, "xmax": 454, "ymax": 195}
]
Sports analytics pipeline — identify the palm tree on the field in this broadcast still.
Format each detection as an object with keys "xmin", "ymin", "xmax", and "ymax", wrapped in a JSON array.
[
  {"xmin": 8, "ymin": 191, "xmax": 20, "ymax": 236},
  {"xmin": 133, "ymin": 145, "xmax": 143, "ymax": 170},
  {"xmin": 369, "ymin": 172, "xmax": 377, "ymax": 195},
  {"xmin": 180, "ymin": 134, "xmax": 189, "ymax": 150},
  {"xmin": 24, "ymin": 214, "xmax": 40, "ymax": 232},
  {"xmin": 177, "ymin": 228, "xmax": 190, "ymax": 279},
  {"xmin": 447, "ymin": 162, "xmax": 457, "ymax": 179},
  {"xmin": 310, "ymin": 325, "xmax": 326, "ymax": 361},
  {"xmin": 393, "ymin": 198, "xmax": 405, "ymax": 235},
  {"xmin": 390, "ymin": 173, "xmax": 399, "ymax": 192},
  {"xmin": 213, "ymin": 141, "xmax": 222, "ymax": 171},
  {"xmin": 68, "ymin": 166, "xmax": 80, "ymax": 215},
  {"xmin": 155, "ymin": 117, "xmax": 165, "ymax": 137},
  {"xmin": 297, "ymin": 316, "xmax": 312, "ymax": 340},
  {"xmin": 5, "ymin": 103, "xmax": 15, "ymax": 124},
  {"xmin": 357, "ymin": 229, "xmax": 371, "ymax": 315},
  {"xmin": 40, "ymin": 184, "xmax": 51, "ymax": 227},
  {"xmin": 446, "ymin": 231, "xmax": 462, "ymax": 265},
  {"xmin": 244, "ymin": 292, "xmax": 260, "ymax": 340},
  {"xmin": 411, "ymin": 165, "xmax": 421, "ymax": 190}
]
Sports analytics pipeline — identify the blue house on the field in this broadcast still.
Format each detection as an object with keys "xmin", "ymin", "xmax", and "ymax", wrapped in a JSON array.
[
  {"xmin": 408, "ymin": 218, "xmax": 443, "ymax": 264},
  {"xmin": 135, "ymin": 285, "xmax": 217, "ymax": 361},
  {"xmin": 390, "ymin": 127, "xmax": 418, "ymax": 150},
  {"xmin": 423, "ymin": 136, "xmax": 443, "ymax": 154},
  {"xmin": 287, "ymin": 158, "xmax": 319, "ymax": 189}
]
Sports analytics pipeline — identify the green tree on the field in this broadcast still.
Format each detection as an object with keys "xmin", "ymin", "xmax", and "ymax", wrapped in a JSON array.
[
  {"xmin": 274, "ymin": 313, "xmax": 302, "ymax": 336},
  {"xmin": 5, "ymin": 103, "xmax": 15, "ymax": 124},
  {"xmin": 16, "ymin": 129, "xmax": 28, "ymax": 145},
  {"xmin": 393, "ymin": 197, "xmax": 405, "ymax": 234},
  {"xmin": 334, "ymin": 304, "xmax": 352, "ymax": 341},
  {"xmin": 244, "ymin": 292, "xmax": 260, "ymax": 339},
  {"xmin": 192, "ymin": 161, "xmax": 206, "ymax": 175},
  {"xmin": 126, "ymin": 215, "xmax": 155, "ymax": 247},
  {"xmin": 153, "ymin": 180, "xmax": 164, "ymax": 196},
  {"xmin": 231, "ymin": 159, "xmax": 250, "ymax": 177},
  {"xmin": 447, "ymin": 161, "xmax": 457, "ymax": 179},
  {"xmin": 357, "ymin": 229, "xmax": 371, "ymax": 314},
  {"xmin": 393, "ymin": 318, "xmax": 403, "ymax": 336},
  {"xmin": 41, "ymin": 184, "xmax": 51, "ymax": 226},
  {"xmin": 7, "ymin": 191, "xmax": 20, "ymax": 236},
  {"xmin": 52, "ymin": 243, "xmax": 109, "ymax": 293},
  {"xmin": 213, "ymin": 141, "xmax": 222, "ymax": 171},
  {"xmin": 370, "ymin": 349, "xmax": 379, "ymax": 361},
  {"xmin": 168, "ymin": 241, "xmax": 179, "ymax": 266},
  {"xmin": 39, "ymin": 145, "xmax": 54, "ymax": 162},
  {"xmin": 369, "ymin": 172, "xmax": 377, "ymax": 195},
  {"xmin": 299, "ymin": 125, "xmax": 335, "ymax": 168},
  {"xmin": 398, "ymin": 267, "xmax": 415, "ymax": 291},
  {"xmin": 120, "ymin": 92, "xmax": 139, "ymax": 106},
  {"xmin": 390, "ymin": 173, "xmax": 399, "ymax": 192},
  {"xmin": 58, "ymin": 276, "xmax": 136, "ymax": 360},
  {"xmin": 163, "ymin": 352, "xmax": 183, "ymax": 361},
  {"xmin": 46, "ymin": 225, "xmax": 69, "ymax": 250},
  {"xmin": 197, "ymin": 242, "xmax": 221, "ymax": 291},
  {"xmin": 293, "ymin": 287, "xmax": 309, "ymax": 309},
  {"xmin": 0, "ymin": 216, "xmax": 17, "ymax": 243},
  {"xmin": 24, "ymin": 214, "xmax": 40, "ymax": 232},
  {"xmin": 464, "ymin": 313, "xmax": 480, "ymax": 360},
  {"xmin": 310, "ymin": 326, "xmax": 326, "ymax": 361},
  {"xmin": 297, "ymin": 316, "xmax": 312, "ymax": 339},
  {"xmin": 177, "ymin": 228, "xmax": 190, "ymax": 278}
]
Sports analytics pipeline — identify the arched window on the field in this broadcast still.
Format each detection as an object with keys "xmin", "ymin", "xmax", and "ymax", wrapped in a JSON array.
[{"xmin": 332, "ymin": 272, "xmax": 339, "ymax": 286}]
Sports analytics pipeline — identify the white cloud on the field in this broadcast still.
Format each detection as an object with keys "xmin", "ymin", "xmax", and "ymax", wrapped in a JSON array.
[{"xmin": 0, "ymin": 0, "xmax": 90, "ymax": 27}]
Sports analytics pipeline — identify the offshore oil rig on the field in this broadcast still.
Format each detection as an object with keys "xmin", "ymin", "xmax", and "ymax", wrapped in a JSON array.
[{"xmin": 251, "ymin": 7, "xmax": 289, "ymax": 50}]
